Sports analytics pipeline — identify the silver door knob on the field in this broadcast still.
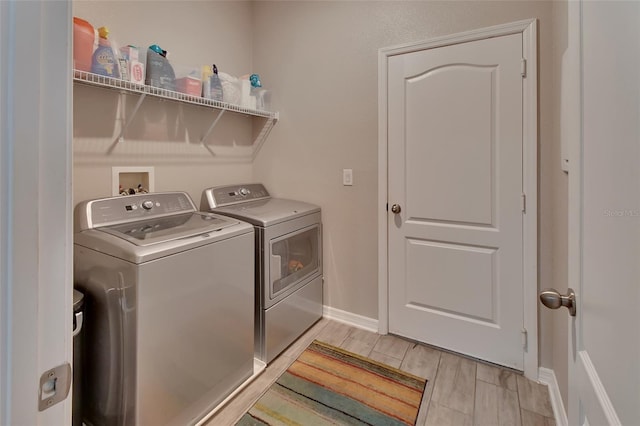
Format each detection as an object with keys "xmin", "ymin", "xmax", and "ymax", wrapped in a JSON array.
[
  {"xmin": 539, "ymin": 288, "xmax": 576, "ymax": 317},
  {"xmin": 391, "ymin": 204, "xmax": 401, "ymax": 214}
]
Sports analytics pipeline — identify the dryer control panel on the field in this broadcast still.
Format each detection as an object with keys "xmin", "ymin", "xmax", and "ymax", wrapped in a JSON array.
[
  {"xmin": 75, "ymin": 192, "xmax": 197, "ymax": 231},
  {"xmin": 203, "ymin": 183, "xmax": 270, "ymax": 208}
]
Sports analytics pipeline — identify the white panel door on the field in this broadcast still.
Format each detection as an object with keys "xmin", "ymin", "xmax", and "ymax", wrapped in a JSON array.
[
  {"xmin": 388, "ymin": 33, "xmax": 525, "ymax": 369},
  {"xmin": 565, "ymin": 2, "xmax": 638, "ymax": 424}
]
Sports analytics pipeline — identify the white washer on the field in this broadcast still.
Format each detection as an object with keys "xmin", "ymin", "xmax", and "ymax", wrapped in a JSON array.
[{"xmin": 74, "ymin": 192, "xmax": 254, "ymax": 426}]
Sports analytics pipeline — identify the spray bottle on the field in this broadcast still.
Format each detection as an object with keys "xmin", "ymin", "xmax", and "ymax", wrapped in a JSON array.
[{"xmin": 210, "ymin": 64, "xmax": 224, "ymax": 102}]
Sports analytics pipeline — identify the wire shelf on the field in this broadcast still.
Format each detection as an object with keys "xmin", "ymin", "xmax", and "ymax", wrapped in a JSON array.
[
  {"xmin": 73, "ymin": 69, "xmax": 279, "ymax": 158},
  {"xmin": 73, "ymin": 70, "xmax": 278, "ymax": 120}
]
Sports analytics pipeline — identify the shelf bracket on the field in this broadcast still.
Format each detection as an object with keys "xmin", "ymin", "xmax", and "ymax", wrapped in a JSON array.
[
  {"xmin": 251, "ymin": 115, "xmax": 278, "ymax": 161},
  {"xmin": 202, "ymin": 143, "xmax": 217, "ymax": 157},
  {"xmin": 200, "ymin": 109, "xmax": 226, "ymax": 145},
  {"xmin": 108, "ymin": 93, "xmax": 147, "ymax": 153}
]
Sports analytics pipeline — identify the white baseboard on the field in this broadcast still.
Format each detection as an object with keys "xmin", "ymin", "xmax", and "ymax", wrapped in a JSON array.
[
  {"xmin": 538, "ymin": 367, "xmax": 568, "ymax": 426},
  {"xmin": 323, "ymin": 305, "xmax": 378, "ymax": 333}
]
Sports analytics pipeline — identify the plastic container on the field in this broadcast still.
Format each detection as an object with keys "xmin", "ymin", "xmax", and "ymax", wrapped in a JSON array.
[
  {"xmin": 176, "ymin": 77, "xmax": 202, "ymax": 96},
  {"xmin": 73, "ymin": 17, "xmax": 96, "ymax": 72},
  {"xmin": 175, "ymin": 66, "xmax": 202, "ymax": 96},
  {"xmin": 219, "ymin": 72, "xmax": 242, "ymax": 105},
  {"xmin": 254, "ymin": 89, "xmax": 271, "ymax": 111},
  {"xmin": 119, "ymin": 45, "xmax": 144, "ymax": 84}
]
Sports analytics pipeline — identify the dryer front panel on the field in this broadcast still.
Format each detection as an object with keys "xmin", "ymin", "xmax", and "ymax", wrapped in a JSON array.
[{"xmin": 261, "ymin": 212, "xmax": 322, "ymax": 309}]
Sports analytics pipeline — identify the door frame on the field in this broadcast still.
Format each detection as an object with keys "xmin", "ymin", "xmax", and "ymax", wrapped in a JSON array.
[
  {"xmin": 566, "ymin": 1, "xmax": 626, "ymax": 424},
  {"xmin": 377, "ymin": 19, "xmax": 539, "ymax": 379},
  {"xmin": 0, "ymin": 0, "xmax": 73, "ymax": 424}
]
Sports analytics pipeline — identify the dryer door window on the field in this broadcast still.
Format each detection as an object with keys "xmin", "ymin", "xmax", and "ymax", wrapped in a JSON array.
[{"xmin": 269, "ymin": 224, "xmax": 320, "ymax": 300}]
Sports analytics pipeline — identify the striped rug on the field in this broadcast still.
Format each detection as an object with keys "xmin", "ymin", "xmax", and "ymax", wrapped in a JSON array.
[{"xmin": 236, "ymin": 340, "xmax": 426, "ymax": 425}]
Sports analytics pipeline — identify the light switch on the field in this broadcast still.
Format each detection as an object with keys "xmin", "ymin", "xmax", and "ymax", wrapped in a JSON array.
[{"xmin": 343, "ymin": 169, "xmax": 353, "ymax": 186}]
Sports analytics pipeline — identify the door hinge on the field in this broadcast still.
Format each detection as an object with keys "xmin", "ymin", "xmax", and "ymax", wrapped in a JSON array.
[
  {"xmin": 521, "ymin": 58, "xmax": 527, "ymax": 78},
  {"xmin": 522, "ymin": 328, "xmax": 528, "ymax": 350},
  {"xmin": 521, "ymin": 193, "xmax": 526, "ymax": 213}
]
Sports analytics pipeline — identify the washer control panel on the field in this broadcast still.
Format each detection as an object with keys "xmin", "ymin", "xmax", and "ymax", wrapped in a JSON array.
[
  {"xmin": 205, "ymin": 183, "xmax": 270, "ymax": 208},
  {"xmin": 82, "ymin": 192, "xmax": 196, "ymax": 229}
]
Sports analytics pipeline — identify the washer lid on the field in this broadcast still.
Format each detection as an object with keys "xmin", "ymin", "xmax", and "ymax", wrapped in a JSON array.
[
  {"xmin": 212, "ymin": 198, "xmax": 320, "ymax": 227},
  {"xmin": 97, "ymin": 212, "xmax": 238, "ymax": 246}
]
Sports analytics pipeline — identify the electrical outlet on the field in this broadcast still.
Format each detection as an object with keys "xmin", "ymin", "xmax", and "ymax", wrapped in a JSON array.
[{"xmin": 343, "ymin": 169, "xmax": 353, "ymax": 186}]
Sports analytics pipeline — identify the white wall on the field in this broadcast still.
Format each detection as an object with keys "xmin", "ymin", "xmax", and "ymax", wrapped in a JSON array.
[{"xmin": 251, "ymin": 1, "xmax": 560, "ymax": 326}]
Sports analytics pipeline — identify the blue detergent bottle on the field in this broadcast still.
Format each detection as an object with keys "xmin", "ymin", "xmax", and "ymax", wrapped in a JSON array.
[{"xmin": 91, "ymin": 27, "xmax": 119, "ymax": 78}]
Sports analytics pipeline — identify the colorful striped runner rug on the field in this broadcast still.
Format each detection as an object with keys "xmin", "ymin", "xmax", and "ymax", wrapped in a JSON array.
[{"xmin": 236, "ymin": 340, "xmax": 426, "ymax": 425}]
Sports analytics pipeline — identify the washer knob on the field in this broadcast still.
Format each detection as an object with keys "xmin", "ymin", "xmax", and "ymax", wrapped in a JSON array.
[
  {"xmin": 141, "ymin": 200, "xmax": 154, "ymax": 210},
  {"xmin": 239, "ymin": 188, "xmax": 250, "ymax": 196}
]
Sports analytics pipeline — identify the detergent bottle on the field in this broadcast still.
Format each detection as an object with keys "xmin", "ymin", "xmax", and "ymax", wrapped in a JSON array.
[
  {"xmin": 145, "ymin": 44, "xmax": 176, "ymax": 91},
  {"xmin": 210, "ymin": 64, "xmax": 224, "ymax": 102},
  {"xmin": 91, "ymin": 27, "xmax": 119, "ymax": 78},
  {"xmin": 73, "ymin": 17, "xmax": 96, "ymax": 72}
]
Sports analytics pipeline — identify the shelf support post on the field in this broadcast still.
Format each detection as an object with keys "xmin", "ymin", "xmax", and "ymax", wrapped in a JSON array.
[
  {"xmin": 200, "ymin": 109, "xmax": 226, "ymax": 145},
  {"xmin": 251, "ymin": 115, "xmax": 278, "ymax": 161},
  {"xmin": 108, "ymin": 93, "xmax": 147, "ymax": 152}
]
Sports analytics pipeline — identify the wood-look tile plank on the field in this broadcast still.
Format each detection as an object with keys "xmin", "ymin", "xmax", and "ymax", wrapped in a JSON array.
[
  {"xmin": 498, "ymin": 385, "xmax": 522, "ymax": 426},
  {"xmin": 424, "ymin": 401, "xmax": 473, "ymax": 426},
  {"xmin": 521, "ymin": 408, "xmax": 556, "ymax": 426},
  {"xmin": 368, "ymin": 350, "xmax": 403, "ymax": 369},
  {"xmin": 430, "ymin": 352, "xmax": 477, "ymax": 415},
  {"xmin": 346, "ymin": 327, "xmax": 380, "ymax": 345},
  {"xmin": 314, "ymin": 319, "xmax": 352, "ymax": 347},
  {"xmin": 340, "ymin": 328, "xmax": 379, "ymax": 357},
  {"xmin": 474, "ymin": 380, "xmax": 499, "ymax": 426},
  {"xmin": 472, "ymin": 379, "xmax": 523, "ymax": 426},
  {"xmin": 414, "ymin": 379, "xmax": 434, "ymax": 426},
  {"xmin": 405, "ymin": 345, "xmax": 440, "ymax": 426},
  {"xmin": 516, "ymin": 375, "xmax": 554, "ymax": 417},
  {"xmin": 341, "ymin": 335, "xmax": 377, "ymax": 357},
  {"xmin": 476, "ymin": 361, "xmax": 518, "ymax": 391},
  {"xmin": 373, "ymin": 334, "xmax": 412, "ymax": 360},
  {"xmin": 400, "ymin": 343, "xmax": 441, "ymax": 380}
]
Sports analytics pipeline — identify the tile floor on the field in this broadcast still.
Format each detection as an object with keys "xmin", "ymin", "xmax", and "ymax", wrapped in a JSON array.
[{"xmin": 204, "ymin": 318, "xmax": 555, "ymax": 426}]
